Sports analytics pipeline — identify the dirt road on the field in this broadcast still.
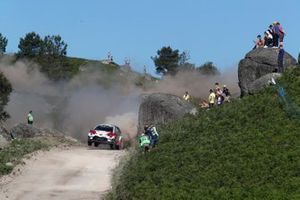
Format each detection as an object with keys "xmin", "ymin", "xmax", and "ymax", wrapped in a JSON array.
[{"xmin": 0, "ymin": 147, "xmax": 124, "ymax": 200}]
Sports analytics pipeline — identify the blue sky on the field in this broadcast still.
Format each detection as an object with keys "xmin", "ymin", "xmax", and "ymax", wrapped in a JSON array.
[{"xmin": 1, "ymin": 0, "xmax": 300, "ymax": 75}]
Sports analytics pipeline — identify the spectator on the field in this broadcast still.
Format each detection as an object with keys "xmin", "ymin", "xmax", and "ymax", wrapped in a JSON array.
[
  {"xmin": 216, "ymin": 88, "xmax": 224, "ymax": 105},
  {"xmin": 214, "ymin": 82, "xmax": 220, "ymax": 93},
  {"xmin": 277, "ymin": 22, "xmax": 285, "ymax": 45},
  {"xmin": 200, "ymin": 100, "xmax": 209, "ymax": 108},
  {"xmin": 208, "ymin": 89, "xmax": 215, "ymax": 108},
  {"xmin": 27, "ymin": 111, "xmax": 33, "ymax": 125},
  {"xmin": 217, "ymin": 94, "xmax": 224, "ymax": 106},
  {"xmin": 272, "ymin": 21, "xmax": 280, "ymax": 47},
  {"xmin": 267, "ymin": 25, "xmax": 274, "ymax": 46},
  {"xmin": 268, "ymin": 25, "xmax": 274, "ymax": 36},
  {"xmin": 144, "ymin": 124, "xmax": 159, "ymax": 149},
  {"xmin": 182, "ymin": 91, "xmax": 191, "ymax": 101},
  {"xmin": 139, "ymin": 132, "xmax": 151, "ymax": 153},
  {"xmin": 277, "ymin": 44, "xmax": 285, "ymax": 73},
  {"xmin": 264, "ymin": 31, "xmax": 273, "ymax": 47},
  {"xmin": 254, "ymin": 35, "xmax": 264, "ymax": 49},
  {"xmin": 222, "ymin": 85, "xmax": 231, "ymax": 102}
]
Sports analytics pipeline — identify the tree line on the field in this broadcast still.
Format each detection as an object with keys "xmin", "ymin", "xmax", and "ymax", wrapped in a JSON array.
[
  {"xmin": 0, "ymin": 32, "xmax": 77, "ymax": 80},
  {"xmin": 1, "ymin": 32, "xmax": 300, "ymax": 78},
  {"xmin": 1, "ymin": 32, "xmax": 67, "ymax": 58},
  {"xmin": 152, "ymin": 46, "xmax": 220, "ymax": 76}
]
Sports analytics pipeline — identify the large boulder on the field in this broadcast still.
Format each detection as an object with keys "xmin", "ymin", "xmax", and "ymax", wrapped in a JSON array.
[
  {"xmin": 248, "ymin": 73, "xmax": 282, "ymax": 94},
  {"xmin": 238, "ymin": 48, "xmax": 297, "ymax": 96},
  {"xmin": 0, "ymin": 125, "xmax": 11, "ymax": 149},
  {"xmin": 138, "ymin": 93, "xmax": 196, "ymax": 132},
  {"xmin": 0, "ymin": 134, "xmax": 8, "ymax": 149}
]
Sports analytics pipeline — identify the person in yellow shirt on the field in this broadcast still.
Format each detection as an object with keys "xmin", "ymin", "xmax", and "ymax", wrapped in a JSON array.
[
  {"xmin": 208, "ymin": 89, "xmax": 216, "ymax": 108},
  {"xmin": 183, "ymin": 91, "xmax": 191, "ymax": 101}
]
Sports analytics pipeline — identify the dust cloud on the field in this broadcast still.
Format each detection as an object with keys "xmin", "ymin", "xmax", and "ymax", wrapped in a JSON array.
[
  {"xmin": 0, "ymin": 56, "xmax": 239, "ymax": 141},
  {"xmin": 148, "ymin": 68, "xmax": 239, "ymax": 100},
  {"xmin": 0, "ymin": 57, "xmax": 141, "ymax": 141}
]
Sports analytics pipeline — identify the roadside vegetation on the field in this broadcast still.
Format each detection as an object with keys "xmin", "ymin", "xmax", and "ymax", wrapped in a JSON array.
[
  {"xmin": 108, "ymin": 68, "xmax": 300, "ymax": 200},
  {"xmin": 0, "ymin": 137, "xmax": 75, "ymax": 176},
  {"xmin": 0, "ymin": 72, "xmax": 12, "ymax": 121}
]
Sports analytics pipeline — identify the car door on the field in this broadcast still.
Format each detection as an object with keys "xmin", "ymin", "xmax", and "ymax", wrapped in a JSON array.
[{"xmin": 115, "ymin": 127, "xmax": 122, "ymax": 141}]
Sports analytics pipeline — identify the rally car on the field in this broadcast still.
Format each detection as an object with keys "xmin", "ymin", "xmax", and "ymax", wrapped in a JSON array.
[{"xmin": 87, "ymin": 124, "xmax": 124, "ymax": 149}]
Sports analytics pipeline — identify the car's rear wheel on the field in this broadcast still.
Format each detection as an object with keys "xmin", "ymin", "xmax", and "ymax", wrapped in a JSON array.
[
  {"xmin": 110, "ymin": 144, "xmax": 115, "ymax": 150},
  {"xmin": 115, "ymin": 139, "xmax": 123, "ymax": 150},
  {"xmin": 94, "ymin": 142, "xmax": 99, "ymax": 147}
]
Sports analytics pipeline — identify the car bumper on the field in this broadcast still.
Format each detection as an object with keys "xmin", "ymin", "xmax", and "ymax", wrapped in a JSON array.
[{"xmin": 88, "ymin": 136, "xmax": 114, "ymax": 144}]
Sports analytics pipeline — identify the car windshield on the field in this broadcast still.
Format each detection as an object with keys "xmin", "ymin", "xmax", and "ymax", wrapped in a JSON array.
[{"xmin": 95, "ymin": 125, "xmax": 113, "ymax": 132}]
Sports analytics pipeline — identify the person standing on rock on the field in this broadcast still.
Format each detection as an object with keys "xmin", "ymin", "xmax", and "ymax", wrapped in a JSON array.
[
  {"xmin": 277, "ymin": 44, "xmax": 285, "ymax": 73},
  {"xmin": 27, "ymin": 111, "xmax": 33, "ymax": 125},
  {"xmin": 267, "ymin": 25, "xmax": 274, "ymax": 47},
  {"xmin": 208, "ymin": 89, "xmax": 215, "ymax": 108},
  {"xmin": 277, "ymin": 22, "xmax": 285, "ymax": 45},
  {"xmin": 272, "ymin": 21, "xmax": 280, "ymax": 47},
  {"xmin": 183, "ymin": 91, "xmax": 191, "ymax": 101},
  {"xmin": 264, "ymin": 31, "xmax": 273, "ymax": 48}
]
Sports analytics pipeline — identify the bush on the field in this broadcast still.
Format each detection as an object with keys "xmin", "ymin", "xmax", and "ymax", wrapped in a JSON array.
[{"xmin": 0, "ymin": 72, "xmax": 12, "ymax": 121}]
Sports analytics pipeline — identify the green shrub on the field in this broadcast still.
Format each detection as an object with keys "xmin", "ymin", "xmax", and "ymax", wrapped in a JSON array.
[
  {"xmin": 0, "ymin": 139, "xmax": 50, "ymax": 175},
  {"xmin": 0, "ymin": 72, "xmax": 12, "ymax": 121}
]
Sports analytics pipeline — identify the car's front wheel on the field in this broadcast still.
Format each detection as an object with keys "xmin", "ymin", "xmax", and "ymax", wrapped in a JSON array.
[
  {"xmin": 94, "ymin": 142, "xmax": 99, "ymax": 147},
  {"xmin": 88, "ymin": 140, "xmax": 93, "ymax": 146}
]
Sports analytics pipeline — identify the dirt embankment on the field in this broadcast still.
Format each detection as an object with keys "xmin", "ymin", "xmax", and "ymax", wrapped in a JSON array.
[{"xmin": 0, "ymin": 147, "xmax": 124, "ymax": 200}]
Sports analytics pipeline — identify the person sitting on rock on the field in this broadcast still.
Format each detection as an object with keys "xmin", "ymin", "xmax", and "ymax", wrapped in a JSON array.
[
  {"xmin": 200, "ymin": 100, "xmax": 209, "ymax": 108},
  {"xmin": 254, "ymin": 35, "xmax": 264, "ymax": 49},
  {"xmin": 182, "ymin": 91, "xmax": 191, "ymax": 101},
  {"xmin": 264, "ymin": 31, "xmax": 273, "ymax": 48}
]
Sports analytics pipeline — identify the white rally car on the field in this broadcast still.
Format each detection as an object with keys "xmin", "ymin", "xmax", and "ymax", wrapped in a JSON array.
[{"xmin": 87, "ymin": 124, "xmax": 124, "ymax": 149}]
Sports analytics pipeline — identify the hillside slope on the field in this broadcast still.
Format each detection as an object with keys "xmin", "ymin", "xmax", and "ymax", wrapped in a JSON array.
[
  {"xmin": 109, "ymin": 68, "xmax": 300, "ymax": 200},
  {"xmin": 0, "ymin": 54, "xmax": 155, "ymax": 88}
]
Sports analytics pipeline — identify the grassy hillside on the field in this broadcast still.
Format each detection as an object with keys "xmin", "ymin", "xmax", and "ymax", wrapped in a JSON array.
[
  {"xmin": 1, "ymin": 54, "xmax": 155, "ymax": 87},
  {"xmin": 109, "ymin": 68, "xmax": 300, "ymax": 200},
  {"xmin": 33, "ymin": 56, "xmax": 120, "ymax": 80}
]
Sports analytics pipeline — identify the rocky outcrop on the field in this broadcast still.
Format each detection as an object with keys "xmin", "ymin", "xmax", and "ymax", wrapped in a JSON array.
[
  {"xmin": 138, "ymin": 93, "xmax": 196, "ymax": 132},
  {"xmin": 10, "ymin": 123, "xmax": 64, "ymax": 139},
  {"xmin": 0, "ymin": 125, "xmax": 11, "ymax": 149},
  {"xmin": 248, "ymin": 73, "xmax": 282, "ymax": 94},
  {"xmin": 238, "ymin": 48, "xmax": 297, "ymax": 96},
  {"xmin": 0, "ymin": 134, "xmax": 8, "ymax": 149}
]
